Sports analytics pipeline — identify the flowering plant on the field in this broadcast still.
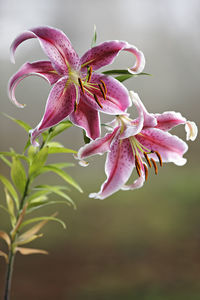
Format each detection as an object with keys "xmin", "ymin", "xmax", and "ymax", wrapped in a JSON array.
[{"xmin": 0, "ymin": 26, "xmax": 197, "ymax": 299}]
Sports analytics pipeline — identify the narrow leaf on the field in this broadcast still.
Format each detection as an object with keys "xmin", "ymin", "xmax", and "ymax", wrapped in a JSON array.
[
  {"xmin": 15, "ymin": 234, "xmax": 43, "ymax": 246},
  {"xmin": 15, "ymin": 247, "xmax": 48, "ymax": 255},
  {"xmin": 4, "ymin": 188, "xmax": 16, "ymax": 228},
  {"xmin": 38, "ymin": 165, "xmax": 83, "ymax": 192},
  {"xmin": 11, "ymin": 157, "xmax": 27, "ymax": 195},
  {"xmin": 0, "ymin": 175, "xmax": 19, "ymax": 209},
  {"xmin": 3, "ymin": 114, "xmax": 31, "ymax": 132},
  {"xmin": 19, "ymin": 216, "xmax": 66, "ymax": 230},
  {"xmin": 0, "ymin": 205, "xmax": 9, "ymax": 214},
  {"xmin": 47, "ymin": 121, "xmax": 73, "ymax": 141},
  {"xmin": 0, "ymin": 250, "xmax": 8, "ymax": 263},
  {"xmin": 0, "ymin": 231, "xmax": 11, "ymax": 248},
  {"xmin": 83, "ymin": 130, "xmax": 91, "ymax": 144},
  {"xmin": 91, "ymin": 24, "xmax": 97, "ymax": 48},
  {"xmin": 48, "ymin": 147, "xmax": 77, "ymax": 154},
  {"xmin": 29, "ymin": 146, "xmax": 48, "ymax": 177}
]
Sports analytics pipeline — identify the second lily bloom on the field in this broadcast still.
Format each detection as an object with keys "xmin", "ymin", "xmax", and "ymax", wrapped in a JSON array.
[{"xmin": 78, "ymin": 92, "xmax": 197, "ymax": 199}]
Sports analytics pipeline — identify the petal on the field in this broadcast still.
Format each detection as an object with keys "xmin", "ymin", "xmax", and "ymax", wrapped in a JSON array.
[
  {"xmin": 69, "ymin": 98, "xmax": 101, "ymax": 140},
  {"xmin": 78, "ymin": 127, "xmax": 119, "ymax": 160},
  {"xmin": 30, "ymin": 77, "xmax": 76, "ymax": 145},
  {"xmin": 8, "ymin": 61, "xmax": 61, "ymax": 108},
  {"xmin": 155, "ymin": 111, "xmax": 187, "ymax": 131},
  {"xmin": 83, "ymin": 73, "xmax": 131, "ymax": 114},
  {"xmin": 137, "ymin": 128, "xmax": 188, "ymax": 166},
  {"xmin": 185, "ymin": 121, "xmax": 198, "ymax": 141},
  {"xmin": 121, "ymin": 172, "xmax": 145, "ymax": 191},
  {"xmin": 10, "ymin": 26, "xmax": 80, "ymax": 74},
  {"xmin": 80, "ymin": 40, "xmax": 145, "ymax": 74},
  {"xmin": 89, "ymin": 138, "xmax": 134, "ymax": 199}
]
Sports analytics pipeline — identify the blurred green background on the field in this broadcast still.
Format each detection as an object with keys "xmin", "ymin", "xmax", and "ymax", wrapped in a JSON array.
[{"xmin": 0, "ymin": 0, "xmax": 199, "ymax": 299}]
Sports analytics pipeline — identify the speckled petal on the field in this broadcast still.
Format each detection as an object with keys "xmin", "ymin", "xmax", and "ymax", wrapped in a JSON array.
[
  {"xmin": 10, "ymin": 26, "xmax": 80, "ymax": 74},
  {"xmin": 8, "ymin": 61, "xmax": 61, "ymax": 108},
  {"xmin": 83, "ymin": 73, "xmax": 131, "ymax": 114},
  {"xmin": 89, "ymin": 137, "xmax": 134, "ymax": 199},
  {"xmin": 137, "ymin": 128, "xmax": 188, "ymax": 166},
  {"xmin": 30, "ymin": 77, "xmax": 76, "ymax": 145},
  {"xmin": 155, "ymin": 111, "xmax": 186, "ymax": 131},
  {"xmin": 121, "ymin": 171, "xmax": 145, "ymax": 190},
  {"xmin": 78, "ymin": 127, "xmax": 119, "ymax": 160},
  {"xmin": 69, "ymin": 98, "xmax": 101, "ymax": 140},
  {"xmin": 80, "ymin": 40, "xmax": 145, "ymax": 74}
]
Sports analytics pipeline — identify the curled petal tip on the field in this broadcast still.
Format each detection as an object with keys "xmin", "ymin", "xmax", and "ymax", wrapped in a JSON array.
[
  {"xmin": 185, "ymin": 121, "xmax": 198, "ymax": 141},
  {"xmin": 89, "ymin": 192, "xmax": 103, "ymax": 200},
  {"xmin": 79, "ymin": 160, "xmax": 89, "ymax": 167}
]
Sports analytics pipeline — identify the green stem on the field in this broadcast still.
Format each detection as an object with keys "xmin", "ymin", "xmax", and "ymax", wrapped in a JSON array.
[{"xmin": 4, "ymin": 248, "xmax": 15, "ymax": 300}]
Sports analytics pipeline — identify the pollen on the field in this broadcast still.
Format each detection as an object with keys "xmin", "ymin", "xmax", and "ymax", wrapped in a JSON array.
[
  {"xmin": 136, "ymin": 163, "xmax": 141, "ymax": 177},
  {"xmin": 78, "ymin": 78, "xmax": 85, "ymax": 94},
  {"xmin": 143, "ymin": 164, "xmax": 148, "ymax": 181},
  {"xmin": 144, "ymin": 152, "xmax": 152, "ymax": 168},
  {"xmin": 98, "ymin": 84, "xmax": 106, "ymax": 100},
  {"xmin": 93, "ymin": 94, "xmax": 103, "ymax": 108},
  {"xmin": 87, "ymin": 66, "xmax": 92, "ymax": 82},
  {"xmin": 151, "ymin": 158, "xmax": 158, "ymax": 175},
  {"xmin": 154, "ymin": 151, "xmax": 163, "ymax": 167},
  {"xmin": 100, "ymin": 79, "xmax": 107, "ymax": 95}
]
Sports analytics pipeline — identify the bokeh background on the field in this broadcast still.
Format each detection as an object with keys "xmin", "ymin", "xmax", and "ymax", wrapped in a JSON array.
[{"xmin": 0, "ymin": 0, "xmax": 200, "ymax": 299}]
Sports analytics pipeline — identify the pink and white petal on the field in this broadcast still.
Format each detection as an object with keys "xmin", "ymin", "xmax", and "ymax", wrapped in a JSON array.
[
  {"xmin": 89, "ymin": 138, "xmax": 134, "ymax": 200},
  {"xmin": 121, "ymin": 172, "xmax": 145, "ymax": 191},
  {"xmin": 11, "ymin": 26, "xmax": 80, "ymax": 74},
  {"xmin": 78, "ymin": 127, "xmax": 120, "ymax": 160},
  {"xmin": 30, "ymin": 77, "xmax": 76, "ymax": 145},
  {"xmin": 185, "ymin": 121, "xmax": 198, "ymax": 141},
  {"xmin": 130, "ymin": 91, "xmax": 157, "ymax": 128},
  {"xmin": 69, "ymin": 98, "xmax": 101, "ymax": 140},
  {"xmin": 80, "ymin": 40, "xmax": 145, "ymax": 74},
  {"xmin": 155, "ymin": 111, "xmax": 186, "ymax": 131},
  {"xmin": 137, "ymin": 128, "xmax": 188, "ymax": 166},
  {"xmin": 8, "ymin": 61, "xmax": 61, "ymax": 108},
  {"xmin": 83, "ymin": 74, "xmax": 131, "ymax": 114}
]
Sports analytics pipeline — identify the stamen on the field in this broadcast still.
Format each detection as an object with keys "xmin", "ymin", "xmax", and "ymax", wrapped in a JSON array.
[
  {"xmin": 98, "ymin": 84, "xmax": 106, "ymax": 100},
  {"xmin": 78, "ymin": 78, "xmax": 85, "ymax": 94},
  {"xmin": 151, "ymin": 158, "xmax": 158, "ymax": 175},
  {"xmin": 74, "ymin": 101, "xmax": 78, "ymax": 112},
  {"xmin": 100, "ymin": 79, "xmax": 107, "ymax": 94},
  {"xmin": 143, "ymin": 164, "xmax": 148, "ymax": 181},
  {"xmin": 144, "ymin": 152, "xmax": 152, "ymax": 168},
  {"xmin": 93, "ymin": 94, "xmax": 103, "ymax": 108},
  {"xmin": 135, "ymin": 154, "xmax": 141, "ymax": 170},
  {"xmin": 136, "ymin": 163, "xmax": 141, "ymax": 177},
  {"xmin": 154, "ymin": 151, "xmax": 163, "ymax": 167},
  {"xmin": 87, "ymin": 66, "xmax": 92, "ymax": 82}
]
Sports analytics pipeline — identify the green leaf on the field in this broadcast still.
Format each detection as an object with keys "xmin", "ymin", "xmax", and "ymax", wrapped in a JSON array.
[
  {"xmin": 0, "ymin": 155, "xmax": 12, "ymax": 167},
  {"xmin": 19, "ymin": 216, "xmax": 66, "ymax": 230},
  {"xmin": 3, "ymin": 113, "xmax": 31, "ymax": 132},
  {"xmin": 34, "ymin": 185, "xmax": 76, "ymax": 208},
  {"xmin": 47, "ymin": 147, "xmax": 77, "ymax": 154},
  {"xmin": 4, "ymin": 188, "xmax": 16, "ymax": 228},
  {"xmin": 0, "ymin": 152, "xmax": 29, "ymax": 163},
  {"xmin": 48, "ymin": 121, "xmax": 73, "ymax": 141},
  {"xmin": 29, "ymin": 146, "xmax": 48, "ymax": 177},
  {"xmin": 11, "ymin": 157, "xmax": 27, "ymax": 195},
  {"xmin": 102, "ymin": 69, "xmax": 151, "ymax": 76},
  {"xmin": 0, "ymin": 175, "xmax": 19, "ymax": 209},
  {"xmin": 0, "ymin": 204, "xmax": 9, "ymax": 214},
  {"xmin": 23, "ymin": 138, "xmax": 31, "ymax": 153},
  {"xmin": 115, "ymin": 74, "xmax": 135, "ymax": 82},
  {"xmin": 91, "ymin": 24, "xmax": 97, "ymax": 48},
  {"xmin": 27, "ymin": 145, "xmax": 37, "ymax": 161},
  {"xmin": 37, "ymin": 165, "xmax": 83, "ymax": 193},
  {"xmin": 83, "ymin": 130, "xmax": 91, "ymax": 144}
]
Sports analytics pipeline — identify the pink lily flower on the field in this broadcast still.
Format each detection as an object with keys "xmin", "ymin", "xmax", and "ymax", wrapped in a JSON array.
[
  {"xmin": 8, "ymin": 26, "xmax": 145, "ymax": 145},
  {"xmin": 78, "ymin": 91, "xmax": 197, "ymax": 199}
]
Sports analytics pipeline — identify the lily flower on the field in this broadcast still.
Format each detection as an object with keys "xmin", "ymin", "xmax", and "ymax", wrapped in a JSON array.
[
  {"xmin": 8, "ymin": 26, "xmax": 145, "ymax": 145},
  {"xmin": 78, "ymin": 91, "xmax": 197, "ymax": 199}
]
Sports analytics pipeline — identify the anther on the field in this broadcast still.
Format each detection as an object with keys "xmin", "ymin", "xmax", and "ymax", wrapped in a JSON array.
[
  {"xmin": 151, "ymin": 158, "xmax": 158, "ymax": 175},
  {"xmin": 135, "ymin": 154, "xmax": 141, "ymax": 170},
  {"xmin": 78, "ymin": 78, "xmax": 85, "ymax": 94},
  {"xmin": 144, "ymin": 152, "xmax": 152, "ymax": 168},
  {"xmin": 100, "ymin": 79, "xmax": 107, "ymax": 94},
  {"xmin": 87, "ymin": 66, "xmax": 92, "ymax": 82},
  {"xmin": 143, "ymin": 164, "xmax": 148, "ymax": 181},
  {"xmin": 136, "ymin": 163, "xmax": 141, "ymax": 177},
  {"xmin": 93, "ymin": 94, "xmax": 103, "ymax": 108},
  {"xmin": 98, "ymin": 84, "xmax": 106, "ymax": 100},
  {"xmin": 154, "ymin": 151, "xmax": 163, "ymax": 167},
  {"xmin": 74, "ymin": 101, "xmax": 78, "ymax": 112}
]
